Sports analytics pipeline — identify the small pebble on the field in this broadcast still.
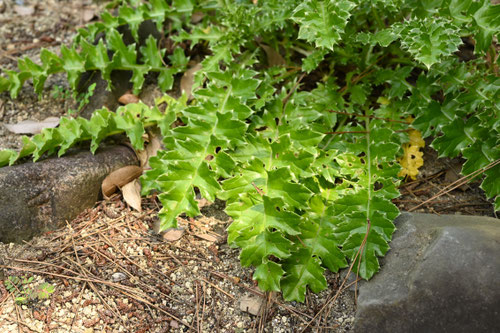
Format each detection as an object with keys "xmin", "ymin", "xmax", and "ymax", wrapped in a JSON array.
[{"xmin": 111, "ymin": 272, "xmax": 127, "ymax": 282}]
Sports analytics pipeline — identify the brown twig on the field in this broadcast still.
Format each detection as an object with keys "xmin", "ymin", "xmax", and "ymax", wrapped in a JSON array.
[
  {"xmin": 409, "ymin": 158, "xmax": 500, "ymax": 212},
  {"xmin": 328, "ymin": 110, "xmax": 410, "ymax": 124},
  {"xmin": 0, "ymin": 40, "xmax": 58, "ymax": 59},
  {"xmin": 252, "ymin": 182, "xmax": 266, "ymax": 196},
  {"xmin": 12, "ymin": 293, "xmax": 23, "ymax": 333},
  {"xmin": 198, "ymin": 277, "xmax": 234, "ymax": 300},
  {"xmin": 258, "ymin": 292, "xmax": 273, "ymax": 333},
  {"xmin": 325, "ymin": 130, "xmax": 369, "ymax": 134},
  {"xmin": 69, "ymin": 283, "xmax": 87, "ymax": 330},
  {"xmin": 282, "ymin": 73, "xmax": 306, "ymax": 110}
]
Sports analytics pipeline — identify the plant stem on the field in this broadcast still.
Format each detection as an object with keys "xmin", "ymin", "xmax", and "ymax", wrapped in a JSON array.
[{"xmin": 371, "ymin": 6, "xmax": 385, "ymax": 30}]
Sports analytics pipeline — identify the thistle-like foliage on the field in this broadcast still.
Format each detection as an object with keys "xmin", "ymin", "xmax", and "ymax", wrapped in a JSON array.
[{"xmin": 0, "ymin": 0, "xmax": 499, "ymax": 302}]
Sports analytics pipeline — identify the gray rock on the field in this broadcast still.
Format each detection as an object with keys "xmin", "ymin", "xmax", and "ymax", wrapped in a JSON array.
[
  {"xmin": 354, "ymin": 213, "xmax": 500, "ymax": 333},
  {"xmin": 0, "ymin": 145, "xmax": 138, "ymax": 243}
]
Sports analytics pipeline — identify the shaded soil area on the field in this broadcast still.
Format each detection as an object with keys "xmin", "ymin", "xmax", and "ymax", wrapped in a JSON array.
[{"xmin": 396, "ymin": 141, "xmax": 497, "ymax": 218}]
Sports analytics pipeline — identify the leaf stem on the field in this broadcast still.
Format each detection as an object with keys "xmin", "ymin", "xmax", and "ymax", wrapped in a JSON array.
[{"xmin": 371, "ymin": 6, "xmax": 385, "ymax": 30}]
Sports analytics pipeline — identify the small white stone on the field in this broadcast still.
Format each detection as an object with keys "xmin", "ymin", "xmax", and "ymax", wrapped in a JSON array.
[
  {"xmin": 111, "ymin": 272, "xmax": 127, "ymax": 282},
  {"xmin": 83, "ymin": 307, "xmax": 93, "ymax": 316}
]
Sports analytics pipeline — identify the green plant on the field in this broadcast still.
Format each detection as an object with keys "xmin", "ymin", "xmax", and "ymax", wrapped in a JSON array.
[
  {"xmin": 51, "ymin": 83, "xmax": 96, "ymax": 115},
  {"xmin": 50, "ymin": 84, "xmax": 72, "ymax": 101},
  {"xmin": 0, "ymin": 0, "xmax": 498, "ymax": 301},
  {"xmin": 4, "ymin": 275, "xmax": 55, "ymax": 305},
  {"xmin": 70, "ymin": 82, "xmax": 97, "ymax": 116}
]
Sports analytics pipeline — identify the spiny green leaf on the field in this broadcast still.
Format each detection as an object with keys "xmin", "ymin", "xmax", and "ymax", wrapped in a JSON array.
[
  {"xmin": 173, "ymin": 0, "xmax": 195, "ymax": 14},
  {"xmin": 253, "ymin": 261, "xmax": 284, "ymax": 292},
  {"xmin": 148, "ymin": 0, "xmax": 171, "ymax": 30},
  {"xmin": 394, "ymin": 17, "xmax": 462, "ymax": 68},
  {"xmin": 431, "ymin": 117, "xmax": 474, "ymax": 158},
  {"xmin": 481, "ymin": 163, "xmax": 500, "ymax": 201},
  {"xmin": 281, "ymin": 249, "xmax": 327, "ymax": 302},
  {"xmin": 239, "ymin": 230, "xmax": 292, "ymax": 267},
  {"xmin": 374, "ymin": 29, "xmax": 398, "ymax": 47},
  {"xmin": 107, "ymin": 28, "xmax": 138, "ymax": 67},
  {"xmin": 17, "ymin": 57, "xmax": 47, "ymax": 94},
  {"xmin": 413, "ymin": 100, "xmax": 453, "ymax": 138},
  {"xmin": 472, "ymin": 0, "xmax": 500, "ymax": 53},
  {"xmin": 461, "ymin": 137, "xmax": 498, "ymax": 176},
  {"xmin": 226, "ymin": 195, "xmax": 302, "ymax": 244},
  {"xmin": 292, "ymin": 0, "xmax": 356, "ymax": 50},
  {"xmin": 302, "ymin": 49, "xmax": 328, "ymax": 73},
  {"xmin": 57, "ymin": 118, "xmax": 83, "ymax": 156},
  {"xmin": 168, "ymin": 47, "xmax": 189, "ymax": 68},
  {"xmin": 341, "ymin": 230, "xmax": 388, "ymax": 279},
  {"xmin": 60, "ymin": 45, "xmax": 86, "ymax": 90},
  {"xmin": 81, "ymin": 39, "xmax": 112, "ymax": 87},
  {"xmin": 301, "ymin": 197, "xmax": 348, "ymax": 272},
  {"xmin": 118, "ymin": 6, "xmax": 145, "ymax": 42}
]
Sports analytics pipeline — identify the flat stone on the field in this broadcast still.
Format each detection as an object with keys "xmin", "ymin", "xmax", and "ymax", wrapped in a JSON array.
[
  {"xmin": 354, "ymin": 212, "xmax": 500, "ymax": 333},
  {"xmin": 0, "ymin": 145, "xmax": 138, "ymax": 243}
]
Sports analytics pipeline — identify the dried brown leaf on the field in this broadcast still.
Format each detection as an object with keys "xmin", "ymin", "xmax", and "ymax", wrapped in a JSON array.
[
  {"xmin": 181, "ymin": 63, "xmax": 202, "ymax": 100},
  {"xmin": 260, "ymin": 43, "xmax": 286, "ymax": 67},
  {"xmin": 122, "ymin": 179, "xmax": 142, "ymax": 211},
  {"xmin": 194, "ymin": 233, "xmax": 219, "ymax": 243},
  {"xmin": 197, "ymin": 198, "xmax": 212, "ymax": 209},
  {"xmin": 445, "ymin": 161, "xmax": 468, "ymax": 191},
  {"xmin": 145, "ymin": 132, "xmax": 162, "ymax": 169},
  {"xmin": 239, "ymin": 295, "xmax": 263, "ymax": 316},
  {"xmin": 162, "ymin": 228, "xmax": 185, "ymax": 242},
  {"xmin": 118, "ymin": 92, "xmax": 140, "ymax": 105},
  {"xmin": 136, "ymin": 149, "xmax": 149, "ymax": 168},
  {"xmin": 102, "ymin": 165, "xmax": 143, "ymax": 197},
  {"xmin": 191, "ymin": 11, "xmax": 205, "ymax": 23},
  {"xmin": 4, "ymin": 117, "xmax": 60, "ymax": 134},
  {"xmin": 82, "ymin": 8, "xmax": 95, "ymax": 22}
]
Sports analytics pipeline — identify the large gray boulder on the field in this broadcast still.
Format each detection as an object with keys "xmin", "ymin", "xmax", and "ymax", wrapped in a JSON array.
[
  {"xmin": 0, "ymin": 145, "xmax": 138, "ymax": 243},
  {"xmin": 354, "ymin": 213, "xmax": 500, "ymax": 333}
]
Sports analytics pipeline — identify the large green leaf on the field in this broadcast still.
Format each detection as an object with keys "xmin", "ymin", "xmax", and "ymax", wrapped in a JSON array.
[{"xmin": 281, "ymin": 249, "xmax": 327, "ymax": 302}]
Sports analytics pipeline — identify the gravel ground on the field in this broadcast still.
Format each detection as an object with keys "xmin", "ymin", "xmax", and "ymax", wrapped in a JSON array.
[
  {"xmin": 0, "ymin": 0, "xmax": 97, "ymax": 150},
  {"xmin": 0, "ymin": 196, "xmax": 357, "ymax": 332}
]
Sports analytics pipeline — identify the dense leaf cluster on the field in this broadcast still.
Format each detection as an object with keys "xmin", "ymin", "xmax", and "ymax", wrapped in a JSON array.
[{"xmin": 0, "ymin": 0, "xmax": 498, "ymax": 301}]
